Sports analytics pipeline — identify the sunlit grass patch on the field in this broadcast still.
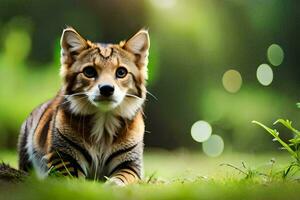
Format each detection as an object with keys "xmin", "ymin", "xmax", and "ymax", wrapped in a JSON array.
[
  {"xmin": 1, "ymin": 151, "xmax": 300, "ymax": 199},
  {"xmin": 1, "ymin": 174, "xmax": 300, "ymax": 200}
]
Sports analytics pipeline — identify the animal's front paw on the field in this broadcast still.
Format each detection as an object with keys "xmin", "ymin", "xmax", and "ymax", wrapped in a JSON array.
[{"xmin": 105, "ymin": 177, "xmax": 126, "ymax": 187}]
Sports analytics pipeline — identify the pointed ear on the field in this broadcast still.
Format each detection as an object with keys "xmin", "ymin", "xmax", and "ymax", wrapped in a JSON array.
[
  {"xmin": 123, "ymin": 30, "xmax": 150, "ymax": 67},
  {"xmin": 60, "ymin": 27, "xmax": 88, "ymax": 65}
]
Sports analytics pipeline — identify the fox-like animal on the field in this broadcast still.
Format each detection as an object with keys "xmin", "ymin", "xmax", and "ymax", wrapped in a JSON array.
[{"xmin": 0, "ymin": 27, "xmax": 150, "ymax": 186}]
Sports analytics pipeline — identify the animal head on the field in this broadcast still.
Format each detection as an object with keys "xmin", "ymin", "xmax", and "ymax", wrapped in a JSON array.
[{"xmin": 60, "ymin": 27, "xmax": 150, "ymax": 118}]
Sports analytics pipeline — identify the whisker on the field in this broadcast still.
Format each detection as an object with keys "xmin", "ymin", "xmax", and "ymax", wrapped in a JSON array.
[
  {"xmin": 59, "ymin": 95, "xmax": 89, "ymax": 106},
  {"xmin": 88, "ymin": 96, "xmax": 98, "ymax": 107},
  {"xmin": 141, "ymin": 108, "xmax": 147, "ymax": 118},
  {"xmin": 62, "ymin": 92, "xmax": 88, "ymax": 98},
  {"xmin": 146, "ymin": 90, "xmax": 158, "ymax": 101},
  {"xmin": 126, "ymin": 93, "xmax": 144, "ymax": 100}
]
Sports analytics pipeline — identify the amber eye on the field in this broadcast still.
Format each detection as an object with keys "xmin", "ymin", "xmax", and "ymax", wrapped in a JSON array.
[
  {"xmin": 83, "ymin": 66, "xmax": 97, "ymax": 78},
  {"xmin": 116, "ymin": 67, "xmax": 128, "ymax": 78}
]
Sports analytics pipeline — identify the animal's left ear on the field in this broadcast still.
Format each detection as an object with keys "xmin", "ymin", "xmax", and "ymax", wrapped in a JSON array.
[{"xmin": 123, "ymin": 29, "xmax": 150, "ymax": 68}]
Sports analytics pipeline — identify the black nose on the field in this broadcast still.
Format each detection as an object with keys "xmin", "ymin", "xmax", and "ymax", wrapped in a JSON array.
[{"xmin": 99, "ymin": 84, "xmax": 114, "ymax": 97}]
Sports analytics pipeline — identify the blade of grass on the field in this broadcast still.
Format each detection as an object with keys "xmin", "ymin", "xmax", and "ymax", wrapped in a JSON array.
[
  {"xmin": 274, "ymin": 119, "xmax": 300, "ymax": 137},
  {"xmin": 252, "ymin": 121, "xmax": 297, "ymax": 158}
]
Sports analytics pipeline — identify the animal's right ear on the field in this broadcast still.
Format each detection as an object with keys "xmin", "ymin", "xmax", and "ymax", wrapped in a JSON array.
[{"xmin": 60, "ymin": 27, "xmax": 89, "ymax": 65}]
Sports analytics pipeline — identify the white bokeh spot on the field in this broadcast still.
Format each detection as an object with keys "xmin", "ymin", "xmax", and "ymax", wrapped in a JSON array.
[
  {"xmin": 202, "ymin": 134, "xmax": 224, "ymax": 157},
  {"xmin": 191, "ymin": 120, "xmax": 212, "ymax": 143},
  {"xmin": 256, "ymin": 64, "xmax": 273, "ymax": 86}
]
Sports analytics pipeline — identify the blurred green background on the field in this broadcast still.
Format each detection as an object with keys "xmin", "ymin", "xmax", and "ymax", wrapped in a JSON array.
[{"xmin": 0, "ymin": 0, "xmax": 299, "ymax": 156}]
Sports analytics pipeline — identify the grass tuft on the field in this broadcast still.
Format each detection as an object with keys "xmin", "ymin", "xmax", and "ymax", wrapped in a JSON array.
[{"xmin": 252, "ymin": 119, "xmax": 300, "ymax": 179}]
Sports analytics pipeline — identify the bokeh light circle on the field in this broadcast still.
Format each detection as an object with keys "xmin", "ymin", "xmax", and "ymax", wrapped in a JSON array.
[
  {"xmin": 222, "ymin": 69, "xmax": 242, "ymax": 93},
  {"xmin": 202, "ymin": 135, "xmax": 224, "ymax": 157},
  {"xmin": 267, "ymin": 44, "xmax": 284, "ymax": 66},
  {"xmin": 256, "ymin": 64, "xmax": 273, "ymax": 86},
  {"xmin": 191, "ymin": 120, "xmax": 212, "ymax": 142}
]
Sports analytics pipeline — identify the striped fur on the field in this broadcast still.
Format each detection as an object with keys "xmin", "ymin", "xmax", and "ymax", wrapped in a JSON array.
[{"xmin": 17, "ymin": 28, "xmax": 150, "ymax": 186}]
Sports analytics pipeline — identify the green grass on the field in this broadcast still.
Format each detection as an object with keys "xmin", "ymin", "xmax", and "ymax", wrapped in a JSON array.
[
  {"xmin": 253, "ymin": 119, "xmax": 300, "ymax": 178},
  {"xmin": 1, "ymin": 150, "xmax": 300, "ymax": 200}
]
